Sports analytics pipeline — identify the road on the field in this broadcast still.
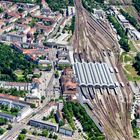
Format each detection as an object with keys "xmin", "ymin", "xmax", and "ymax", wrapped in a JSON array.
[{"xmin": 1, "ymin": 70, "xmax": 55, "ymax": 140}]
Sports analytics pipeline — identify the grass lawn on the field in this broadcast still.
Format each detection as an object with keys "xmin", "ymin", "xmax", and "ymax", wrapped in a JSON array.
[
  {"xmin": 120, "ymin": 40, "xmax": 140, "ymax": 81},
  {"xmin": 120, "ymin": 52, "xmax": 133, "ymax": 63},
  {"xmin": 124, "ymin": 64, "xmax": 140, "ymax": 81},
  {"xmin": 124, "ymin": 55, "xmax": 133, "ymax": 63},
  {"xmin": 48, "ymin": 118, "xmax": 57, "ymax": 124},
  {"xmin": 14, "ymin": 70, "xmax": 24, "ymax": 80},
  {"xmin": 0, "ymin": 110, "xmax": 18, "ymax": 116},
  {"xmin": 129, "ymin": 40, "xmax": 137, "ymax": 52},
  {"xmin": 124, "ymin": 64, "xmax": 137, "ymax": 76}
]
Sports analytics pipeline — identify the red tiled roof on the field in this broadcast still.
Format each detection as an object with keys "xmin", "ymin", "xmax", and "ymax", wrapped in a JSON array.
[{"xmin": 0, "ymin": 93, "xmax": 19, "ymax": 100}]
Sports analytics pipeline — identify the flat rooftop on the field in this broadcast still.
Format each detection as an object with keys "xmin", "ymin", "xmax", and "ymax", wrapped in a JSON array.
[{"xmin": 74, "ymin": 62, "xmax": 115, "ymax": 88}]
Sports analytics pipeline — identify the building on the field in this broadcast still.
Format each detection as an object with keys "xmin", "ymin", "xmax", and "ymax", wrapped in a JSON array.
[
  {"xmin": 29, "ymin": 119, "xmax": 59, "ymax": 132},
  {"xmin": 57, "ymin": 49, "xmax": 69, "ymax": 59},
  {"xmin": 136, "ymin": 119, "xmax": 140, "ymax": 128},
  {"xmin": 38, "ymin": 60, "xmax": 52, "ymax": 66},
  {"xmin": 117, "ymin": 14, "xmax": 129, "ymax": 23},
  {"xmin": 0, "ymin": 98, "xmax": 32, "ymax": 122},
  {"xmin": 58, "ymin": 60, "xmax": 71, "ymax": 65},
  {"xmin": 55, "ymin": 110, "xmax": 63, "ymax": 123},
  {"xmin": 74, "ymin": 62, "xmax": 115, "ymax": 89},
  {"xmin": 29, "ymin": 103, "xmax": 58, "ymax": 131},
  {"xmin": 25, "ymin": 88, "xmax": 41, "ymax": 107},
  {"xmin": 15, "ymin": 24, "xmax": 31, "ymax": 34},
  {"xmin": 0, "ymin": 81, "xmax": 32, "ymax": 91},
  {"xmin": 59, "ymin": 124, "xmax": 73, "ymax": 136},
  {"xmin": 0, "ymin": 112, "xmax": 16, "ymax": 122},
  {"xmin": 6, "ymin": 33, "xmax": 27, "ymax": 43},
  {"xmin": 93, "ymin": 9, "xmax": 105, "ymax": 20},
  {"xmin": 60, "ymin": 68, "xmax": 77, "ymax": 96},
  {"xmin": 130, "ymin": 30, "xmax": 140, "ymax": 40}
]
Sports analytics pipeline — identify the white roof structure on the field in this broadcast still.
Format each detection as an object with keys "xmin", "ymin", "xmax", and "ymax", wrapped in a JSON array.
[
  {"xmin": 132, "ymin": 30, "xmax": 140, "ymax": 40},
  {"xmin": 74, "ymin": 62, "xmax": 115, "ymax": 88},
  {"xmin": 117, "ymin": 14, "xmax": 128, "ymax": 23}
]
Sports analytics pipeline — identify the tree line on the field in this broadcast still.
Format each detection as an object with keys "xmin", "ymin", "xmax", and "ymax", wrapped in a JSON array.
[
  {"xmin": 63, "ymin": 101, "xmax": 105, "ymax": 140},
  {"xmin": 133, "ymin": 0, "xmax": 140, "ymax": 13},
  {"xmin": 45, "ymin": 0, "xmax": 74, "ymax": 12},
  {"xmin": 133, "ymin": 52, "xmax": 140, "ymax": 75},
  {"xmin": 107, "ymin": 15, "xmax": 130, "ymax": 52}
]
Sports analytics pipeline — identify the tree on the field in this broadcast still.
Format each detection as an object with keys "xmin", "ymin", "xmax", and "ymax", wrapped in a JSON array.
[
  {"xmin": 133, "ymin": 52, "xmax": 140, "ymax": 75},
  {"xmin": 59, "ymin": 120, "xmax": 65, "ymax": 126},
  {"xmin": 119, "ymin": 38, "xmax": 130, "ymax": 52},
  {"xmin": 41, "ymin": 129, "xmax": 48, "ymax": 137},
  {"xmin": 32, "ymin": 130, "xmax": 37, "ymax": 135},
  {"xmin": 41, "ymin": 96, "xmax": 45, "ymax": 100},
  {"xmin": 17, "ymin": 134, "xmax": 25, "ymax": 140},
  {"xmin": 133, "ymin": 0, "xmax": 140, "ymax": 13},
  {"xmin": 95, "ymin": 0, "xmax": 104, "ymax": 3},
  {"xmin": 54, "ymin": 71, "xmax": 59, "ymax": 78},
  {"xmin": 4, "ymin": 13, "xmax": 8, "ymax": 19},
  {"xmin": 7, "ymin": 124, "xmax": 12, "ymax": 130},
  {"xmin": 0, "ymin": 7, "xmax": 3, "ymax": 13},
  {"xmin": 49, "ymin": 133, "xmax": 53, "ymax": 138},
  {"xmin": 46, "ymin": 64, "xmax": 52, "ymax": 71},
  {"xmin": 21, "ymin": 129, "xmax": 27, "ymax": 134},
  {"xmin": 53, "ymin": 134, "xmax": 58, "ymax": 139},
  {"xmin": 30, "ymin": 104, "xmax": 36, "ymax": 108},
  {"xmin": 10, "ymin": 107, "xmax": 19, "ymax": 115},
  {"xmin": 0, "ymin": 128, "xmax": 4, "ymax": 135},
  {"xmin": 0, "ymin": 118, "xmax": 7, "ymax": 126}
]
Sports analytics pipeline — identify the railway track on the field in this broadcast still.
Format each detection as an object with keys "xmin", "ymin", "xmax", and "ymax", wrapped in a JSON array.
[{"xmin": 73, "ymin": 0, "xmax": 132, "ymax": 139}]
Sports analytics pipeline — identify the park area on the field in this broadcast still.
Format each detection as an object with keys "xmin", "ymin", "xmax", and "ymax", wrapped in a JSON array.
[{"xmin": 120, "ymin": 41, "xmax": 140, "ymax": 81}]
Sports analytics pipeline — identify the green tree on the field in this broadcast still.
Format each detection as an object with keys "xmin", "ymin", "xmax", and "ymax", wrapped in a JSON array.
[
  {"xmin": 41, "ymin": 96, "xmax": 45, "ymax": 100},
  {"xmin": 17, "ymin": 134, "xmax": 25, "ymax": 140},
  {"xmin": 42, "ymin": 129, "xmax": 48, "ymax": 137},
  {"xmin": 54, "ymin": 71, "xmax": 59, "ymax": 78},
  {"xmin": 59, "ymin": 120, "xmax": 65, "ymax": 126},
  {"xmin": 0, "ymin": 118, "xmax": 7, "ymax": 126},
  {"xmin": 53, "ymin": 134, "xmax": 58, "ymax": 139},
  {"xmin": 49, "ymin": 133, "xmax": 53, "ymax": 138},
  {"xmin": 0, "ymin": 7, "xmax": 3, "ymax": 13},
  {"xmin": 119, "ymin": 38, "xmax": 130, "ymax": 52},
  {"xmin": 21, "ymin": 129, "xmax": 27, "ymax": 134},
  {"xmin": 32, "ymin": 130, "xmax": 37, "ymax": 136},
  {"xmin": 7, "ymin": 124, "xmax": 12, "ymax": 130},
  {"xmin": 0, "ymin": 128, "xmax": 4, "ymax": 135}
]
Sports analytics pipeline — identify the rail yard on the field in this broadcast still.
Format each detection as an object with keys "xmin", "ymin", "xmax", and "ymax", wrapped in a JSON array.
[{"xmin": 73, "ymin": 0, "xmax": 133, "ymax": 139}]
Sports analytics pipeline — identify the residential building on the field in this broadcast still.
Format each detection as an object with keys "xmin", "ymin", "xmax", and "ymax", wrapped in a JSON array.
[
  {"xmin": 29, "ymin": 119, "xmax": 59, "ymax": 132},
  {"xmin": 0, "ymin": 112, "xmax": 16, "ymax": 122},
  {"xmin": 6, "ymin": 33, "xmax": 27, "ymax": 43},
  {"xmin": 59, "ymin": 124, "xmax": 73, "ymax": 136},
  {"xmin": 0, "ymin": 81, "xmax": 32, "ymax": 91}
]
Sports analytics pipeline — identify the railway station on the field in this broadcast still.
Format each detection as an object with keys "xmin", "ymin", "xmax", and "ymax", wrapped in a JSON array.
[{"xmin": 74, "ymin": 62, "xmax": 115, "ymax": 89}]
